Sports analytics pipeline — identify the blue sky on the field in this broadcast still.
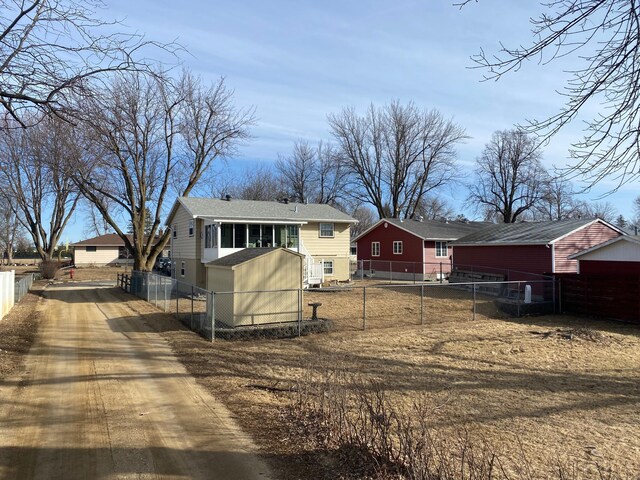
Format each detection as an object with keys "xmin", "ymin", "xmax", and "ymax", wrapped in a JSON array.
[{"xmin": 64, "ymin": 0, "xmax": 639, "ymax": 241}]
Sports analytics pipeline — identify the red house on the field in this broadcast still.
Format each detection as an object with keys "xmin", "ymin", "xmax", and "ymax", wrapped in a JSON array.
[
  {"xmin": 568, "ymin": 235, "xmax": 640, "ymax": 275},
  {"xmin": 452, "ymin": 218, "xmax": 623, "ymax": 280},
  {"xmin": 354, "ymin": 218, "xmax": 489, "ymax": 280}
]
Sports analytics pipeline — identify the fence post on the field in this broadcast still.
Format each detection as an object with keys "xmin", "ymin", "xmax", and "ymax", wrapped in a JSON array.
[
  {"xmin": 362, "ymin": 287, "xmax": 367, "ymax": 330},
  {"xmin": 211, "ymin": 291, "xmax": 215, "ymax": 342},
  {"xmin": 473, "ymin": 283, "xmax": 476, "ymax": 321},
  {"xmin": 191, "ymin": 285, "xmax": 194, "ymax": 330},
  {"xmin": 558, "ymin": 279, "xmax": 562, "ymax": 314},
  {"xmin": 164, "ymin": 278, "xmax": 168, "ymax": 312},
  {"xmin": 298, "ymin": 289, "xmax": 302, "ymax": 337},
  {"xmin": 440, "ymin": 262, "xmax": 443, "ymax": 284},
  {"xmin": 176, "ymin": 281, "xmax": 179, "ymax": 320},
  {"xmin": 552, "ymin": 278, "xmax": 556, "ymax": 314},
  {"xmin": 420, "ymin": 285, "xmax": 424, "ymax": 325},
  {"xmin": 389, "ymin": 261, "xmax": 392, "ymax": 283},
  {"xmin": 517, "ymin": 281, "xmax": 521, "ymax": 317}
]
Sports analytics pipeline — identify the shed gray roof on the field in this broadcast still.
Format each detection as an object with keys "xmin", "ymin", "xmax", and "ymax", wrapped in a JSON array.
[
  {"xmin": 169, "ymin": 197, "xmax": 356, "ymax": 224},
  {"xmin": 205, "ymin": 247, "xmax": 287, "ymax": 267},
  {"xmin": 453, "ymin": 218, "xmax": 611, "ymax": 246},
  {"xmin": 354, "ymin": 218, "xmax": 490, "ymax": 242}
]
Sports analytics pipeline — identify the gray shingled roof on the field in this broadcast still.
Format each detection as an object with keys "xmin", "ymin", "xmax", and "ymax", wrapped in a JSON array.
[
  {"xmin": 382, "ymin": 218, "xmax": 491, "ymax": 241},
  {"xmin": 205, "ymin": 247, "xmax": 282, "ymax": 267},
  {"xmin": 174, "ymin": 197, "xmax": 356, "ymax": 223},
  {"xmin": 71, "ymin": 234, "xmax": 162, "ymax": 247},
  {"xmin": 453, "ymin": 219, "xmax": 603, "ymax": 246}
]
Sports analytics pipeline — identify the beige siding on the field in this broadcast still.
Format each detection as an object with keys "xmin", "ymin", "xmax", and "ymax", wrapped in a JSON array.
[
  {"xmin": 206, "ymin": 265, "xmax": 234, "ymax": 293},
  {"xmin": 169, "ymin": 204, "xmax": 198, "ymax": 260},
  {"xmin": 235, "ymin": 249, "xmax": 303, "ymax": 292},
  {"xmin": 173, "ymin": 258, "xmax": 201, "ymax": 286},
  {"xmin": 74, "ymin": 246, "xmax": 124, "ymax": 266},
  {"xmin": 300, "ymin": 222, "xmax": 351, "ymax": 256},
  {"xmin": 300, "ymin": 222, "xmax": 351, "ymax": 281},
  {"xmin": 207, "ymin": 249, "xmax": 303, "ymax": 327}
]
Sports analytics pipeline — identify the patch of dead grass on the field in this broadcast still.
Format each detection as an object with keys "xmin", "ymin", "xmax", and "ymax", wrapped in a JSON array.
[
  {"xmin": 0, "ymin": 282, "xmax": 45, "ymax": 380},
  {"xmin": 119, "ymin": 284, "xmax": 640, "ymax": 479}
]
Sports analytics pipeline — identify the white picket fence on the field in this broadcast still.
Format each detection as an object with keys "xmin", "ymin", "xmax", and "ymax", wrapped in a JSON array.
[{"xmin": 0, "ymin": 270, "xmax": 15, "ymax": 319}]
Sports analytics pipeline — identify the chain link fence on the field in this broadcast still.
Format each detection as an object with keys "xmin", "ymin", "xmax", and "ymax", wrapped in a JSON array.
[
  {"xmin": 119, "ymin": 271, "xmax": 213, "ymax": 338},
  {"xmin": 354, "ymin": 259, "xmax": 553, "ymax": 285},
  {"xmin": 118, "ymin": 271, "xmax": 555, "ymax": 341},
  {"xmin": 15, "ymin": 273, "xmax": 37, "ymax": 303}
]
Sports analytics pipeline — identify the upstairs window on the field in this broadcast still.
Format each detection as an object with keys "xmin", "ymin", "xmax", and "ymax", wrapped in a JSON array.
[
  {"xmin": 393, "ymin": 241, "xmax": 403, "ymax": 255},
  {"xmin": 172, "ymin": 224, "xmax": 177, "ymax": 238},
  {"xmin": 188, "ymin": 220, "xmax": 194, "ymax": 237},
  {"xmin": 319, "ymin": 223, "xmax": 334, "ymax": 238},
  {"xmin": 371, "ymin": 242, "xmax": 380, "ymax": 257},
  {"xmin": 86, "ymin": 246, "xmax": 97, "ymax": 252},
  {"xmin": 204, "ymin": 224, "xmax": 218, "ymax": 248},
  {"xmin": 435, "ymin": 241, "xmax": 448, "ymax": 258}
]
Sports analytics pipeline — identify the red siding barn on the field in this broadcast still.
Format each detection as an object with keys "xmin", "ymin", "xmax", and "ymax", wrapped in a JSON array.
[
  {"xmin": 355, "ymin": 218, "xmax": 488, "ymax": 280},
  {"xmin": 453, "ymin": 219, "xmax": 623, "ymax": 280},
  {"xmin": 569, "ymin": 236, "xmax": 640, "ymax": 275}
]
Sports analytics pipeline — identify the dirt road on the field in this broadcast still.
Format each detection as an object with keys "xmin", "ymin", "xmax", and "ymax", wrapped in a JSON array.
[{"xmin": 0, "ymin": 282, "xmax": 273, "ymax": 480}]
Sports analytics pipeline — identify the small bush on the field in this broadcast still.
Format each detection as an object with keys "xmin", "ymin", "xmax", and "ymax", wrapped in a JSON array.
[{"xmin": 40, "ymin": 260, "xmax": 60, "ymax": 279}]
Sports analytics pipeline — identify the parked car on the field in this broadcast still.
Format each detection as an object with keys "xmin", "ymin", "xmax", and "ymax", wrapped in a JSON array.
[{"xmin": 154, "ymin": 257, "xmax": 171, "ymax": 272}]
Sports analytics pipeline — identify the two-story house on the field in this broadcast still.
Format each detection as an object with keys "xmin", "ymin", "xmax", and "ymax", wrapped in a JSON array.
[{"xmin": 165, "ymin": 196, "xmax": 357, "ymax": 289}]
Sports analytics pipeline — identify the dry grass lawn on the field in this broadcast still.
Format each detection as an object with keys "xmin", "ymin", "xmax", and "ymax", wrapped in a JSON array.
[
  {"xmin": 127, "ymin": 282, "xmax": 640, "ymax": 479},
  {"xmin": 34, "ymin": 270, "xmax": 634, "ymax": 477}
]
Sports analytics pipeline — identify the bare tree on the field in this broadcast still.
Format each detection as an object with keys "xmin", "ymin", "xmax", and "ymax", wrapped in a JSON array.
[
  {"xmin": 74, "ymin": 70, "xmax": 253, "ymax": 271},
  {"xmin": 0, "ymin": 195, "xmax": 23, "ymax": 265},
  {"xmin": 329, "ymin": 101, "xmax": 466, "ymax": 219},
  {"xmin": 573, "ymin": 200, "xmax": 618, "ymax": 223},
  {"xmin": 0, "ymin": 114, "xmax": 80, "ymax": 261},
  {"xmin": 467, "ymin": 130, "xmax": 549, "ymax": 223},
  {"xmin": 415, "ymin": 195, "xmax": 456, "ymax": 221},
  {"xmin": 633, "ymin": 196, "xmax": 640, "ymax": 226},
  {"xmin": 0, "ymin": 0, "xmax": 170, "ymax": 124},
  {"xmin": 534, "ymin": 176, "xmax": 579, "ymax": 221},
  {"xmin": 81, "ymin": 200, "xmax": 114, "ymax": 238},
  {"xmin": 276, "ymin": 140, "xmax": 347, "ymax": 205},
  {"xmin": 276, "ymin": 141, "xmax": 316, "ymax": 203},
  {"xmin": 349, "ymin": 204, "xmax": 376, "ymax": 239},
  {"xmin": 230, "ymin": 165, "xmax": 287, "ymax": 201},
  {"xmin": 463, "ymin": 1, "xmax": 640, "ymax": 189}
]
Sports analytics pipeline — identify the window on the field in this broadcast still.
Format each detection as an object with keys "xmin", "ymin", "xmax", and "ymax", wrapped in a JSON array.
[
  {"xmin": 220, "ymin": 223, "xmax": 233, "ymax": 248},
  {"xmin": 319, "ymin": 223, "xmax": 334, "ymax": 238},
  {"xmin": 180, "ymin": 261, "xmax": 185, "ymax": 277},
  {"xmin": 393, "ymin": 241, "xmax": 403, "ymax": 255},
  {"xmin": 371, "ymin": 242, "xmax": 380, "ymax": 257},
  {"xmin": 188, "ymin": 220, "xmax": 194, "ymax": 237},
  {"xmin": 435, "ymin": 241, "xmax": 448, "ymax": 258},
  {"xmin": 86, "ymin": 246, "xmax": 97, "ymax": 252},
  {"xmin": 234, "ymin": 224, "xmax": 247, "ymax": 248},
  {"xmin": 118, "ymin": 246, "xmax": 132, "ymax": 259},
  {"xmin": 323, "ymin": 260, "xmax": 334, "ymax": 275},
  {"xmin": 205, "ymin": 224, "xmax": 218, "ymax": 248},
  {"xmin": 172, "ymin": 224, "xmax": 177, "ymax": 238}
]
